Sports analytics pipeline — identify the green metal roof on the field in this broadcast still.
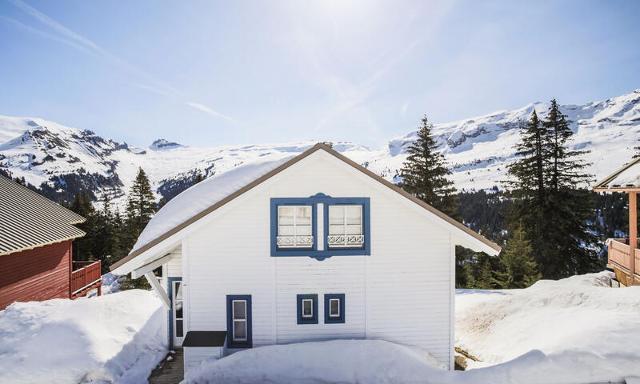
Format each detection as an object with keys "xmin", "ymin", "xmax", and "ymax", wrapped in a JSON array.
[{"xmin": 0, "ymin": 175, "xmax": 85, "ymax": 256}]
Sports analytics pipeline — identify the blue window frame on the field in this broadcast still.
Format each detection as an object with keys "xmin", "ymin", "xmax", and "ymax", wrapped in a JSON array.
[
  {"xmin": 323, "ymin": 198, "xmax": 370, "ymax": 256},
  {"xmin": 167, "ymin": 277, "xmax": 182, "ymax": 348},
  {"xmin": 226, "ymin": 295, "xmax": 252, "ymax": 348},
  {"xmin": 324, "ymin": 294, "xmax": 345, "ymax": 324},
  {"xmin": 270, "ymin": 198, "xmax": 317, "ymax": 256},
  {"xmin": 270, "ymin": 193, "xmax": 370, "ymax": 260},
  {"xmin": 296, "ymin": 294, "xmax": 318, "ymax": 324}
]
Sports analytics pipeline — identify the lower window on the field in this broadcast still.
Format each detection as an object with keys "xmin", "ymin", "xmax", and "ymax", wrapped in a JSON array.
[
  {"xmin": 296, "ymin": 294, "xmax": 318, "ymax": 324},
  {"xmin": 226, "ymin": 295, "xmax": 252, "ymax": 348},
  {"xmin": 324, "ymin": 294, "xmax": 345, "ymax": 323}
]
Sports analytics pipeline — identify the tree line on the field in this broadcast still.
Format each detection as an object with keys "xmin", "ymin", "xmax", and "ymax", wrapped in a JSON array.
[
  {"xmin": 69, "ymin": 168, "xmax": 158, "ymax": 288},
  {"xmin": 398, "ymin": 100, "xmax": 615, "ymax": 289}
]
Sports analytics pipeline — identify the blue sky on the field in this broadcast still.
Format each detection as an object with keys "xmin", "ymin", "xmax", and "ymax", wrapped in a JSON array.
[{"xmin": 1, "ymin": 0, "xmax": 639, "ymax": 148}]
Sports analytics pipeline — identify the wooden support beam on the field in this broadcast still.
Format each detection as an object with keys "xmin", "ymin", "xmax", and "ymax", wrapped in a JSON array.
[
  {"xmin": 145, "ymin": 272, "xmax": 171, "ymax": 309},
  {"xmin": 629, "ymin": 191, "xmax": 637, "ymax": 285},
  {"xmin": 132, "ymin": 253, "xmax": 173, "ymax": 279}
]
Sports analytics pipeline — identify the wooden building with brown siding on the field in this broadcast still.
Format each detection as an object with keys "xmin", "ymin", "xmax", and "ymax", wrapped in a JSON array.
[
  {"xmin": 593, "ymin": 157, "xmax": 640, "ymax": 286},
  {"xmin": 0, "ymin": 176, "xmax": 101, "ymax": 310}
]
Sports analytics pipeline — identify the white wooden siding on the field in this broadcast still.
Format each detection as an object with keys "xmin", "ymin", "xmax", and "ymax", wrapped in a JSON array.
[
  {"xmin": 275, "ymin": 257, "xmax": 365, "ymax": 343},
  {"xmin": 166, "ymin": 247, "xmax": 182, "ymax": 277},
  {"xmin": 182, "ymin": 150, "xmax": 455, "ymax": 369}
]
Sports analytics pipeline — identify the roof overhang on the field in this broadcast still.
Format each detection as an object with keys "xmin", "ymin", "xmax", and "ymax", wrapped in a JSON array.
[{"xmin": 593, "ymin": 157, "xmax": 640, "ymax": 193}]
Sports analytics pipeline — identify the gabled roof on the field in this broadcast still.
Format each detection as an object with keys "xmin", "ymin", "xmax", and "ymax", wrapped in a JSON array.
[
  {"xmin": 0, "ymin": 175, "xmax": 85, "ymax": 256},
  {"xmin": 111, "ymin": 143, "xmax": 500, "ymax": 272},
  {"xmin": 593, "ymin": 157, "xmax": 640, "ymax": 192}
]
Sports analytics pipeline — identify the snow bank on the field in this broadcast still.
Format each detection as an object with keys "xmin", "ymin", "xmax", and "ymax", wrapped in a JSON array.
[
  {"xmin": 456, "ymin": 271, "xmax": 640, "ymax": 381},
  {"xmin": 0, "ymin": 290, "xmax": 166, "ymax": 384},
  {"xmin": 185, "ymin": 339, "xmax": 446, "ymax": 384}
]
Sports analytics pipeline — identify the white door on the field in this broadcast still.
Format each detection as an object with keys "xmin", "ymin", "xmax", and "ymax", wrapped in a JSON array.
[{"xmin": 172, "ymin": 280, "xmax": 184, "ymax": 347}]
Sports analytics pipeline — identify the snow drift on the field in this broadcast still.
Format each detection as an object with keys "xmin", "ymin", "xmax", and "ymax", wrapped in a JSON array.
[
  {"xmin": 456, "ymin": 271, "xmax": 640, "ymax": 381},
  {"xmin": 185, "ymin": 339, "xmax": 446, "ymax": 384},
  {"xmin": 0, "ymin": 290, "xmax": 166, "ymax": 384}
]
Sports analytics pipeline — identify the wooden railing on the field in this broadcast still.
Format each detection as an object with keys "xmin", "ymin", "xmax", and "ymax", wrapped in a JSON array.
[
  {"xmin": 71, "ymin": 260, "xmax": 102, "ymax": 294},
  {"xmin": 607, "ymin": 238, "xmax": 640, "ymax": 274}
]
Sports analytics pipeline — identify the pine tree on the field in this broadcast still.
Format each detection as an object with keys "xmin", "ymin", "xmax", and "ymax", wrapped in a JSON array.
[
  {"xmin": 124, "ymin": 168, "xmax": 157, "ymax": 250},
  {"xmin": 399, "ymin": 115, "xmax": 458, "ymax": 218},
  {"xmin": 506, "ymin": 111, "xmax": 548, "ymax": 276},
  {"xmin": 634, "ymin": 139, "xmax": 640, "ymax": 158},
  {"xmin": 542, "ymin": 100, "xmax": 600, "ymax": 277},
  {"xmin": 508, "ymin": 100, "xmax": 601, "ymax": 279},
  {"xmin": 543, "ymin": 100, "xmax": 591, "ymax": 190},
  {"xmin": 500, "ymin": 222, "xmax": 540, "ymax": 288},
  {"xmin": 91, "ymin": 195, "xmax": 126, "ymax": 272},
  {"xmin": 507, "ymin": 111, "xmax": 546, "ymax": 201},
  {"xmin": 70, "ymin": 191, "xmax": 98, "ymax": 261},
  {"xmin": 474, "ymin": 256, "xmax": 506, "ymax": 289}
]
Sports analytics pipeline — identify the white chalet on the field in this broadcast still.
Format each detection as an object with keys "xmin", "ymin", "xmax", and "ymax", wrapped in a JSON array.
[{"xmin": 111, "ymin": 143, "xmax": 500, "ymax": 370}]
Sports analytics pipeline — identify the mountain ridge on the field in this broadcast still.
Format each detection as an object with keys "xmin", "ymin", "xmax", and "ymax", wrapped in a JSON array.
[{"xmin": 1, "ymin": 89, "xmax": 638, "ymax": 206}]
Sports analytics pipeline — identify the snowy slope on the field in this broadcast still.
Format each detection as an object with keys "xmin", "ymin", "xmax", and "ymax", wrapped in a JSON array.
[
  {"xmin": 0, "ymin": 290, "xmax": 166, "ymax": 384},
  {"xmin": 1, "ymin": 90, "xmax": 638, "ymax": 205}
]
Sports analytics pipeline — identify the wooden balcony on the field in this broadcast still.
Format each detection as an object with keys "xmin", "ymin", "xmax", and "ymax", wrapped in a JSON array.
[
  {"xmin": 607, "ymin": 238, "xmax": 640, "ymax": 286},
  {"xmin": 71, "ymin": 260, "xmax": 102, "ymax": 298}
]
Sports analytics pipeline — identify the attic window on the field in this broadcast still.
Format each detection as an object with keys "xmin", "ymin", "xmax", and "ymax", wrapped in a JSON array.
[{"xmin": 277, "ymin": 205, "xmax": 313, "ymax": 248}]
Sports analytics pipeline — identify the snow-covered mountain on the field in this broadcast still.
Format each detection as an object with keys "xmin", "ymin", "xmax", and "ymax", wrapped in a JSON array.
[{"xmin": 1, "ymin": 90, "xmax": 638, "ymax": 205}]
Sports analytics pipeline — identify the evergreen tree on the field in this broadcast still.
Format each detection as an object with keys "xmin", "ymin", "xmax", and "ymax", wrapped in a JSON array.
[
  {"xmin": 543, "ymin": 100, "xmax": 600, "ymax": 277},
  {"xmin": 70, "ymin": 191, "xmax": 98, "ymax": 261},
  {"xmin": 543, "ymin": 100, "xmax": 591, "ymax": 190},
  {"xmin": 123, "ymin": 167, "xmax": 157, "ymax": 250},
  {"xmin": 399, "ymin": 115, "xmax": 458, "ymax": 218},
  {"xmin": 507, "ymin": 100, "xmax": 601, "ymax": 279},
  {"xmin": 634, "ymin": 140, "xmax": 640, "ymax": 158},
  {"xmin": 500, "ymin": 222, "xmax": 540, "ymax": 288},
  {"xmin": 506, "ymin": 111, "xmax": 548, "ymax": 276},
  {"xmin": 507, "ymin": 111, "xmax": 546, "ymax": 200},
  {"xmin": 91, "ymin": 195, "xmax": 127, "ymax": 272}
]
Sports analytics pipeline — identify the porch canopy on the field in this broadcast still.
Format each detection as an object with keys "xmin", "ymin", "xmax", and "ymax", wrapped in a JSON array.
[{"xmin": 593, "ymin": 157, "xmax": 640, "ymax": 285}]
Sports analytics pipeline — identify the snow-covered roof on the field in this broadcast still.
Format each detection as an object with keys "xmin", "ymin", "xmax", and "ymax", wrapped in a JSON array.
[
  {"xmin": 593, "ymin": 157, "xmax": 640, "ymax": 191},
  {"xmin": 132, "ymin": 156, "xmax": 293, "ymax": 253},
  {"xmin": 111, "ymin": 144, "xmax": 501, "ymax": 274}
]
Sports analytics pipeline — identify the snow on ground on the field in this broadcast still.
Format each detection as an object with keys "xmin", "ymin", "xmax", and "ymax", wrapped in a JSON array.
[
  {"xmin": 456, "ymin": 271, "xmax": 640, "ymax": 379},
  {"xmin": 0, "ymin": 290, "xmax": 166, "ymax": 384},
  {"xmin": 185, "ymin": 339, "xmax": 446, "ymax": 384},
  {"xmin": 186, "ymin": 271, "xmax": 640, "ymax": 384}
]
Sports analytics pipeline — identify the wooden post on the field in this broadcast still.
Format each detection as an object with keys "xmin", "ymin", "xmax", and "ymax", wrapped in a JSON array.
[
  {"xmin": 145, "ymin": 272, "xmax": 171, "ymax": 309},
  {"xmin": 630, "ymin": 191, "xmax": 637, "ymax": 284}
]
